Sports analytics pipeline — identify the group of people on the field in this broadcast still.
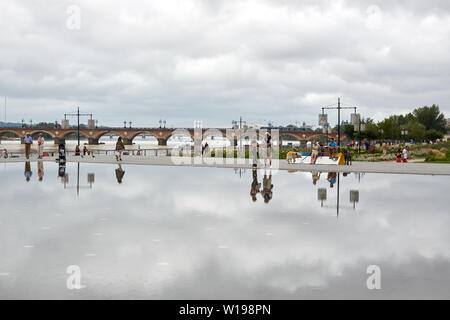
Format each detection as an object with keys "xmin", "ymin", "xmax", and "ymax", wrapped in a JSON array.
[
  {"xmin": 395, "ymin": 146, "xmax": 409, "ymax": 163},
  {"xmin": 251, "ymin": 132, "xmax": 273, "ymax": 168},
  {"xmin": 74, "ymin": 145, "xmax": 95, "ymax": 158},
  {"xmin": 309, "ymin": 138, "xmax": 338, "ymax": 164},
  {"xmin": 23, "ymin": 132, "xmax": 46, "ymax": 159}
]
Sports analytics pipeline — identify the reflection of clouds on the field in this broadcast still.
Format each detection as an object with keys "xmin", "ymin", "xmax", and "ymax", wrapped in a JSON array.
[{"xmin": 0, "ymin": 162, "xmax": 449, "ymax": 298}]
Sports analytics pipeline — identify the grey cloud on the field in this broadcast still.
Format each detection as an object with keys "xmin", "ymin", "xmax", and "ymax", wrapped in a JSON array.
[{"xmin": 0, "ymin": 0, "xmax": 449, "ymax": 128}]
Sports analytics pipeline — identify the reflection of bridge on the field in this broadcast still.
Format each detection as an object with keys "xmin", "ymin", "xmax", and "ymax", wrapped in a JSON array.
[{"xmin": 0, "ymin": 127, "xmax": 342, "ymax": 146}]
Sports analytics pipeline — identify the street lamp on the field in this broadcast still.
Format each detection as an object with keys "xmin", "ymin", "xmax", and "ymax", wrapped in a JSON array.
[
  {"xmin": 401, "ymin": 129, "xmax": 408, "ymax": 142},
  {"xmin": 124, "ymin": 121, "xmax": 127, "ymax": 128},
  {"xmin": 95, "ymin": 120, "xmax": 98, "ymax": 128},
  {"xmin": 30, "ymin": 119, "xmax": 32, "ymax": 128},
  {"xmin": 163, "ymin": 120, "xmax": 166, "ymax": 128},
  {"xmin": 159, "ymin": 119, "xmax": 162, "ymax": 128},
  {"xmin": 129, "ymin": 121, "xmax": 132, "ymax": 129}
]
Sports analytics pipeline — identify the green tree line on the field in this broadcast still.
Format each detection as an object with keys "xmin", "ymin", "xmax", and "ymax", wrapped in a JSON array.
[{"xmin": 342, "ymin": 104, "xmax": 448, "ymax": 142}]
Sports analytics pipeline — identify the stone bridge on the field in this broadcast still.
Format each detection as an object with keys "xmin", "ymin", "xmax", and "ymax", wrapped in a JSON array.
[{"xmin": 0, "ymin": 127, "xmax": 342, "ymax": 146}]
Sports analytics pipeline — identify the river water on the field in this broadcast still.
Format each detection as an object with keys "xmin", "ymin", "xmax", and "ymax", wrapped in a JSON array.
[{"xmin": 0, "ymin": 161, "xmax": 449, "ymax": 299}]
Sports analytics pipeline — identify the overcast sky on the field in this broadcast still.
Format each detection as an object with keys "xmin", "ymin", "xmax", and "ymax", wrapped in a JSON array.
[{"xmin": 1, "ymin": 0, "xmax": 449, "ymax": 128}]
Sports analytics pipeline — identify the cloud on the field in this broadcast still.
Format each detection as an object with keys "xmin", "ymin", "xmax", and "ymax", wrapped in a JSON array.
[{"xmin": 0, "ymin": 0, "xmax": 449, "ymax": 128}]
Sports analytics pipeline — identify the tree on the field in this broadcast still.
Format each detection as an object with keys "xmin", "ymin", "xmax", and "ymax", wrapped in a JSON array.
[
  {"xmin": 412, "ymin": 105, "xmax": 446, "ymax": 133},
  {"xmin": 378, "ymin": 116, "xmax": 401, "ymax": 140},
  {"xmin": 406, "ymin": 121, "xmax": 426, "ymax": 142},
  {"xmin": 343, "ymin": 124, "xmax": 355, "ymax": 140},
  {"xmin": 424, "ymin": 129, "xmax": 444, "ymax": 142}
]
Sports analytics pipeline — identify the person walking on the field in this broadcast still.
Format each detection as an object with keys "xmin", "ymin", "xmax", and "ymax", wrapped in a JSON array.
[
  {"xmin": 115, "ymin": 136, "xmax": 125, "ymax": 161},
  {"xmin": 263, "ymin": 132, "xmax": 272, "ymax": 168},
  {"xmin": 395, "ymin": 148, "xmax": 402, "ymax": 163},
  {"xmin": 382, "ymin": 142, "xmax": 387, "ymax": 155},
  {"xmin": 37, "ymin": 133, "xmax": 45, "ymax": 159},
  {"xmin": 251, "ymin": 134, "xmax": 259, "ymax": 168},
  {"xmin": 402, "ymin": 146, "xmax": 409, "ymax": 163},
  {"xmin": 24, "ymin": 133, "xmax": 33, "ymax": 159}
]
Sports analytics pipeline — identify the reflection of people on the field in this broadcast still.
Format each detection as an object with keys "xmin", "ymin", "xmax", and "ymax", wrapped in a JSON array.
[
  {"xmin": 24, "ymin": 161, "xmax": 32, "ymax": 182},
  {"xmin": 312, "ymin": 171, "xmax": 320, "ymax": 185},
  {"xmin": 115, "ymin": 137, "xmax": 125, "ymax": 161},
  {"xmin": 115, "ymin": 164, "xmax": 125, "ymax": 184},
  {"xmin": 261, "ymin": 170, "xmax": 273, "ymax": 203},
  {"xmin": 37, "ymin": 160, "xmax": 44, "ymax": 182},
  {"xmin": 37, "ymin": 133, "xmax": 45, "ymax": 159},
  {"xmin": 1, "ymin": 148, "xmax": 8, "ymax": 159},
  {"xmin": 250, "ymin": 168, "xmax": 261, "ymax": 202},
  {"xmin": 327, "ymin": 172, "xmax": 337, "ymax": 188},
  {"xmin": 75, "ymin": 145, "xmax": 81, "ymax": 156},
  {"xmin": 24, "ymin": 133, "xmax": 33, "ymax": 159}
]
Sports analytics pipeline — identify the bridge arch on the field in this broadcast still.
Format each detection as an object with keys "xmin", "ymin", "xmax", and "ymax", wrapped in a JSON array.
[
  {"xmin": 166, "ymin": 129, "xmax": 194, "ymax": 147},
  {"xmin": 202, "ymin": 129, "xmax": 232, "ymax": 148},
  {"xmin": 30, "ymin": 130, "xmax": 55, "ymax": 139},
  {"xmin": 0, "ymin": 130, "xmax": 22, "ymax": 143}
]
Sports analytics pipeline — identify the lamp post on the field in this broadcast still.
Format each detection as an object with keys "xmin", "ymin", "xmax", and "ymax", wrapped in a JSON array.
[
  {"xmin": 159, "ymin": 119, "xmax": 162, "ymax": 128},
  {"xmin": 163, "ymin": 120, "xmax": 166, "ymax": 128},
  {"xmin": 64, "ymin": 107, "xmax": 93, "ymax": 147},
  {"xmin": 95, "ymin": 120, "xmax": 98, "ymax": 128},
  {"xmin": 401, "ymin": 129, "xmax": 408, "ymax": 143},
  {"xmin": 321, "ymin": 99, "xmax": 357, "ymax": 150},
  {"xmin": 129, "ymin": 121, "xmax": 132, "ymax": 129},
  {"xmin": 124, "ymin": 121, "xmax": 127, "ymax": 128}
]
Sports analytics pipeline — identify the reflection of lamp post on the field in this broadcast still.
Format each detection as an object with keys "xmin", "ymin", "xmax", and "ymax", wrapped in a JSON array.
[
  {"xmin": 350, "ymin": 190, "xmax": 359, "ymax": 209},
  {"xmin": 318, "ymin": 188, "xmax": 327, "ymax": 207}
]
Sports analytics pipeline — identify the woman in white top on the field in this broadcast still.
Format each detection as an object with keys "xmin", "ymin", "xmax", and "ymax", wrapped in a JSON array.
[{"xmin": 37, "ymin": 134, "xmax": 45, "ymax": 159}]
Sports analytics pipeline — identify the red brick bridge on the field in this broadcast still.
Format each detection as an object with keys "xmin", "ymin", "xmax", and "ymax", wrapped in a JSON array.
[{"xmin": 0, "ymin": 127, "xmax": 342, "ymax": 145}]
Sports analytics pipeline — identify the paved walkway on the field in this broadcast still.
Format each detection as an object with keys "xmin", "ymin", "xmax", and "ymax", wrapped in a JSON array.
[{"xmin": 2, "ymin": 154, "xmax": 450, "ymax": 175}]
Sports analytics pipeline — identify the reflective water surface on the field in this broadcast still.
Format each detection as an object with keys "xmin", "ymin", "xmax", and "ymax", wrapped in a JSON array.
[{"xmin": 0, "ymin": 161, "xmax": 449, "ymax": 299}]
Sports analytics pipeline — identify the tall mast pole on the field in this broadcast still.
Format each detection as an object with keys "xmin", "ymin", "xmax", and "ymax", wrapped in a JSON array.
[{"xmin": 337, "ymin": 97, "xmax": 341, "ymax": 149}]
